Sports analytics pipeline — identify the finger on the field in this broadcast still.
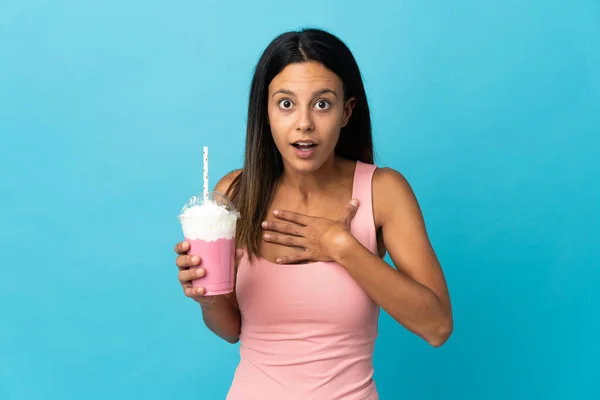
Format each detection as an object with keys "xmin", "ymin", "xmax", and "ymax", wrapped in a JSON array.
[
  {"xmin": 275, "ymin": 252, "xmax": 311, "ymax": 265},
  {"xmin": 176, "ymin": 255, "xmax": 202, "ymax": 269},
  {"xmin": 340, "ymin": 198, "xmax": 360, "ymax": 225},
  {"xmin": 263, "ymin": 233, "xmax": 305, "ymax": 248},
  {"xmin": 181, "ymin": 280, "xmax": 192, "ymax": 289},
  {"xmin": 179, "ymin": 267, "xmax": 206, "ymax": 283},
  {"xmin": 176, "ymin": 254, "xmax": 201, "ymax": 269},
  {"xmin": 273, "ymin": 209, "xmax": 311, "ymax": 226},
  {"xmin": 174, "ymin": 241, "xmax": 190, "ymax": 255},
  {"xmin": 184, "ymin": 286, "xmax": 206, "ymax": 297},
  {"xmin": 261, "ymin": 220, "xmax": 304, "ymax": 236}
]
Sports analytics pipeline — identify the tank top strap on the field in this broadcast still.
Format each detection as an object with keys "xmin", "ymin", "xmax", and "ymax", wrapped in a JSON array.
[{"xmin": 350, "ymin": 161, "xmax": 378, "ymax": 254}]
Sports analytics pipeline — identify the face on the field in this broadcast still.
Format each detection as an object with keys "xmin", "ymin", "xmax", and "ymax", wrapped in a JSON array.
[{"xmin": 267, "ymin": 61, "xmax": 355, "ymax": 173}]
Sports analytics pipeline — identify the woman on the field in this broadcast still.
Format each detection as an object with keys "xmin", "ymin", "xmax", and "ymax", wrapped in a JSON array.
[{"xmin": 174, "ymin": 28, "xmax": 453, "ymax": 399}]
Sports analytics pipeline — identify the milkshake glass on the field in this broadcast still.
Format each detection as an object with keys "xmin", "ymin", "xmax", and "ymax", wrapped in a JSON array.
[{"xmin": 178, "ymin": 191, "xmax": 240, "ymax": 295}]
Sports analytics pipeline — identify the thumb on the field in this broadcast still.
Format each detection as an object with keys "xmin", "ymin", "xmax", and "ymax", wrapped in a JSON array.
[
  {"xmin": 235, "ymin": 248, "xmax": 245, "ymax": 264},
  {"xmin": 340, "ymin": 198, "xmax": 360, "ymax": 226}
]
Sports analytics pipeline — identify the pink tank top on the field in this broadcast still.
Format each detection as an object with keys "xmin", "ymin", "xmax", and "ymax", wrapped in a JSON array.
[{"xmin": 227, "ymin": 161, "xmax": 380, "ymax": 400}]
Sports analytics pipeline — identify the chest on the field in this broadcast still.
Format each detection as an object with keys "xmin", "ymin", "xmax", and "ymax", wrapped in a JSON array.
[
  {"xmin": 260, "ymin": 187, "xmax": 353, "ymax": 263},
  {"xmin": 236, "ymin": 260, "xmax": 379, "ymax": 333}
]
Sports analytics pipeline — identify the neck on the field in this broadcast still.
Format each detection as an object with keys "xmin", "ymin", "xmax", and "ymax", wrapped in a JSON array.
[{"xmin": 279, "ymin": 155, "xmax": 341, "ymax": 198}]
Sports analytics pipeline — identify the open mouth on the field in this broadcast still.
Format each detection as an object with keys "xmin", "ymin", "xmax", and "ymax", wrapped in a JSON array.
[
  {"xmin": 291, "ymin": 140, "xmax": 318, "ymax": 159},
  {"xmin": 291, "ymin": 141, "xmax": 318, "ymax": 150}
]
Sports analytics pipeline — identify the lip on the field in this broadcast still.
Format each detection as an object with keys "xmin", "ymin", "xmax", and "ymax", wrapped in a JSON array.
[
  {"xmin": 291, "ymin": 139, "xmax": 317, "ymax": 145},
  {"xmin": 291, "ymin": 143, "xmax": 318, "ymax": 159}
]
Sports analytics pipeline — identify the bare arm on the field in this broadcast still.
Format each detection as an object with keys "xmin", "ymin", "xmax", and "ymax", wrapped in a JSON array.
[
  {"xmin": 334, "ymin": 168, "xmax": 453, "ymax": 347},
  {"xmin": 199, "ymin": 255, "xmax": 242, "ymax": 344}
]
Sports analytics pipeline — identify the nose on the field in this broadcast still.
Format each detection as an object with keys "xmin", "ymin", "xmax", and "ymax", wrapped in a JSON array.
[{"xmin": 296, "ymin": 108, "xmax": 314, "ymax": 132}]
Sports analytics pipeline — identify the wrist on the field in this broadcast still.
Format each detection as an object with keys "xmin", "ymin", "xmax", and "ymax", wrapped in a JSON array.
[
  {"xmin": 198, "ymin": 294, "xmax": 228, "ymax": 311},
  {"xmin": 327, "ymin": 230, "xmax": 358, "ymax": 264}
]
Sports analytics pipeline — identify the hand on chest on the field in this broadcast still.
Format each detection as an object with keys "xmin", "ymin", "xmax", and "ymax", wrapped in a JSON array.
[{"xmin": 260, "ymin": 191, "xmax": 352, "ymax": 263}]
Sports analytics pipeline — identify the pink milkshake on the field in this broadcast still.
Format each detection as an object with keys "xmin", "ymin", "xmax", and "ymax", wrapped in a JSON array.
[{"xmin": 179, "ymin": 191, "xmax": 240, "ymax": 296}]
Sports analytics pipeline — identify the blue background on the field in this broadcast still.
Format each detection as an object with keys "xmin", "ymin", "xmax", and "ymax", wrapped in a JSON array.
[{"xmin": 1, "ymin": 1, "xmax": 599, "ymax": 399}]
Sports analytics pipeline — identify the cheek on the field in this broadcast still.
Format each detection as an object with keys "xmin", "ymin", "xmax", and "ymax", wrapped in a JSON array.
[
  {"xmin": 268, "ymin": 111, "xmax": 291, "ymax": 147},
  {"xmin": 326, "ymin": 131, "xmax": 342, "ymax": 150},
  {"xmin": 316, "ymin": 114, "xmax": 343, "ymax": 142},
  {"xmin": 272, "ymin": 110, "xmax": 295, "ymax": 124}
]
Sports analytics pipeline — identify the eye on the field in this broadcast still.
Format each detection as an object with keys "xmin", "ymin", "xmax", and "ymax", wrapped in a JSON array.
[
  {"xmin": 278, "ymin": 99, "xmax": 293, "ymax": 110},
  {"xmin": 315, "ymin": 100, "xmax": 331, "ymax": 110}
]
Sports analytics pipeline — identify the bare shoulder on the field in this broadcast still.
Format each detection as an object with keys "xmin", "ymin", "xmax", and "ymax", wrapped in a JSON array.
[
  {"xmin": 214, "ymin": 169, "xmax": 243, "ymax": 196},
  {"xmin": 372, "ymin": 167, "xmax": 421, "ymax": 227},
  {"xmin": 373, "ymin": 167, "xmax": 416, "ymax": 203}
]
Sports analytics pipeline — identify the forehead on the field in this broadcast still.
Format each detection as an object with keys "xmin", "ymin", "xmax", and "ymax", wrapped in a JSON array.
[{"xmin": 269, "ymin": 62, "xmax": 343, "ymax": 93}]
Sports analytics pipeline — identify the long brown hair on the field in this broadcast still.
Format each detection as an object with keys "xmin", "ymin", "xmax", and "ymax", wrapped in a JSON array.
[{"xmin": 229, "ymin": 28, "xmax": 374, "ymax": 260}]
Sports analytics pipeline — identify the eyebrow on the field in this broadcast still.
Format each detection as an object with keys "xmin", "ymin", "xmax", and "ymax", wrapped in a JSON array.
[{"xmin": 272, "ymin": 88, "xmax": 338, "ymax": 98}]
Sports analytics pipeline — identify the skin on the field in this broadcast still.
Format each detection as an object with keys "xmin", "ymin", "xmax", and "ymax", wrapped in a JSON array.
[{"xmin": 174, "ymin": 61, "xmax": 453, "ymax": 347}]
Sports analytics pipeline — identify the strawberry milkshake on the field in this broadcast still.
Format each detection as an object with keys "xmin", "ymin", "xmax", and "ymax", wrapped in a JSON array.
[{"xmin": 179, "ymin": 191, "xmax": 240, "ymax": 295}]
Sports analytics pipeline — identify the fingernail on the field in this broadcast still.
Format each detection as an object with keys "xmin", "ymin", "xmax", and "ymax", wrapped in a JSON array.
[
  {"xmin": 273, "ymin": 210, "xmax": 279, "ymax": 216},
  {"xmin": 196, "ymin": 288, "xmax": 204, "ymax": 295},
  {"xmin": 264, "ymin": 234, "xmax": 271, "ymax": 240},
  {"xmin": 261, "ymin": 221, "xmax": 268, "ymax": 228},
  {"xmin": 275, "ymin": 258, "xmax": 282, "ymax": 264},
  {"xmin": 191, "ymin": 256, "xmax": 200, "ymax": 264},
  {"xmin": 196, "ymin": 268, "xmax": 204, "ymax": 277},
  {"xmin": 350, "ymin": 199, "xmax": 359, "ymax": 206}
]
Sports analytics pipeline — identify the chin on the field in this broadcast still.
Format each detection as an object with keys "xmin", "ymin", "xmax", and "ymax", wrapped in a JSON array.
[
  {"xmin": 289, "ymin": 160, "xmax": 323, "ymax": 173},
  {"xmin": 283, "ymin": 154, "xmax": 327, "ymax": 174}
]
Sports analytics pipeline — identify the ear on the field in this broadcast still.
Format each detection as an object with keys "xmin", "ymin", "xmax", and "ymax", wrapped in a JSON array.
[{"xmin": 341, "ymin": 97, "xmax": 356, "ymax": 128}]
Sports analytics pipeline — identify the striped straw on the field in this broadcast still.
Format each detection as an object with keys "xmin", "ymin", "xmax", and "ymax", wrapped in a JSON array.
[{"xmin": 203, "ymin": 146, "xmax": 209, "ymax": 202}]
